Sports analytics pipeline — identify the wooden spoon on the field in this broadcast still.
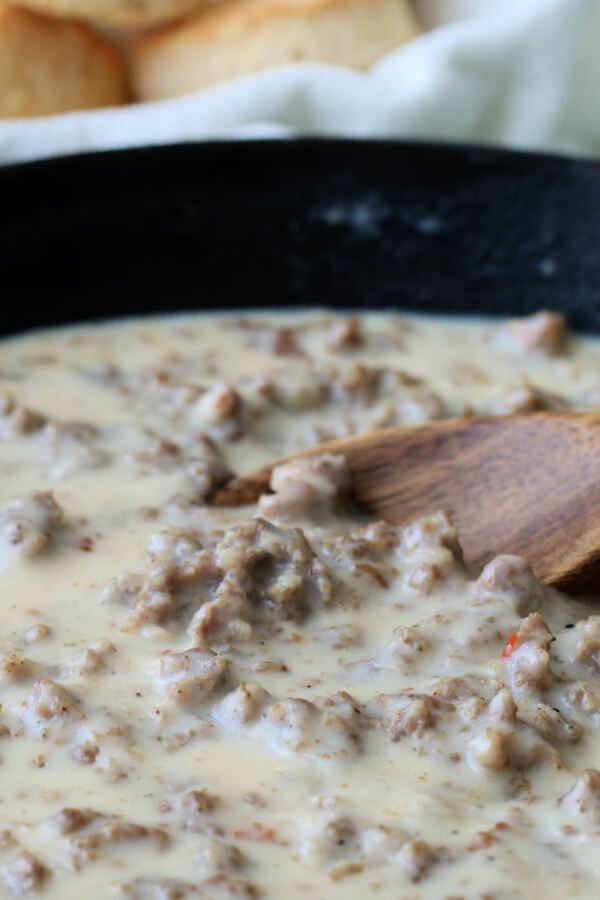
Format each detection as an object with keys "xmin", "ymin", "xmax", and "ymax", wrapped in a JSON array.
[{"xmin": 210, "ymin": 412, "xmax": 600, "ymax": 595}]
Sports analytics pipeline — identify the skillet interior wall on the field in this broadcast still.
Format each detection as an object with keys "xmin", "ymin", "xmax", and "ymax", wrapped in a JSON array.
[{"xmin": 1, "ymin": 139, "xmax": 600, "ymax": 335}]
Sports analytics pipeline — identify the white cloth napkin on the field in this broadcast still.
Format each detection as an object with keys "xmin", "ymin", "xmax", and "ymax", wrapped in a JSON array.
[{"xmin": 0, "ymin": 0, "xmax": 598, "ymax": 165}]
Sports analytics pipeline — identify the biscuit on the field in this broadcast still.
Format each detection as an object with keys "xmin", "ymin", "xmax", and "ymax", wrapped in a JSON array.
[
  {"xmin": 0, "ymin": 5, "xmax": 128, "ymax": 118},
  {"xmin": 130, "ymin": 0, "xmax": 420, "ymax": 102},
  {"xmin": 7, "ymin": 0, "xmax": 205, "ymax": 29}
]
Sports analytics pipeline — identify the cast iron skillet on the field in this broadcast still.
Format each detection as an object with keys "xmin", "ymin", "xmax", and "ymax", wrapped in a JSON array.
[{"xmin": 1, "ymin": 139, "xmax": 600, "ymax": 335}]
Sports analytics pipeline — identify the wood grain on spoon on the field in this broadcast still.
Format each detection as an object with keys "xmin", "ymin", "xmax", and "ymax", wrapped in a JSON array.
[{"xmin": 211, "ymin": 412, "xmax": 600, "ymax": 595}]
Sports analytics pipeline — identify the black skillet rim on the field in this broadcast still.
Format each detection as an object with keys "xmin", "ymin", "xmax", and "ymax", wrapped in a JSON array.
[{"xmin": 2, "ymin": 138, "xmax": 600, "ymax": 336}]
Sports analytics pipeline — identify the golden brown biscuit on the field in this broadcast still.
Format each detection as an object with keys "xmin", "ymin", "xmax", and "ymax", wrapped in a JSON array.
[
  {"xmin": 0, "ymin": 5, "xmax": 128, "ymax": 118},
  {"xmin": 130, "ymin": 0, "xmax": 420, "ymax": 102},
  {"xmin": 6, "ymin": 0, "xmax": 205, "ymax": 28}
]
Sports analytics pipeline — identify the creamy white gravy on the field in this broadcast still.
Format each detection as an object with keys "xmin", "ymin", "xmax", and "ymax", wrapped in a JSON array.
[{"xmin": 0, "ymin": 310, "xmax": 599, "ymax": 899}]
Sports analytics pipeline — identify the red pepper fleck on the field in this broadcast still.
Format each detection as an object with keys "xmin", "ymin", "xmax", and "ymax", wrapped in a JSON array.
[
  {"xmin": 466, "ymin": 830, "xmax": 496, "ymax": 852},
  {"xmin": 77, "ymin": 536, "xmax": 94, "ymax": 553},
  {"xmin": 502, "ymin": 632, "xmax": 520, "ymax": 660},
  {"xmin": 234, "ymin": 823, "xmax": 277, "ymax": 842}
]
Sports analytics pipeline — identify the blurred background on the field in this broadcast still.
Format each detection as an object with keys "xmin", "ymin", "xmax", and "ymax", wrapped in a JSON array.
[{"xmin": 0, "ymin": 0, "xmax": 598, "ymax": 163}]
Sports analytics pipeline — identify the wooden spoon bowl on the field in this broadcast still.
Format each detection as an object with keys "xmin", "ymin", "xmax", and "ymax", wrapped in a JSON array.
[{"xmin": 211, "ymin": 412, "xmax": 600, "ymax": 595}]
